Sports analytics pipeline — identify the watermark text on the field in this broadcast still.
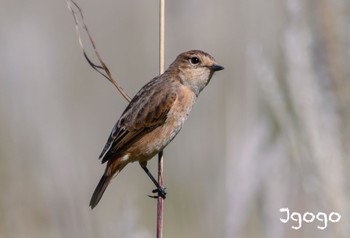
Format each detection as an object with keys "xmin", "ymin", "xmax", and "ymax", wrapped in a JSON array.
[{"xmin": 280, "ymin": 207, "xmax": 341, "ymax": 230}]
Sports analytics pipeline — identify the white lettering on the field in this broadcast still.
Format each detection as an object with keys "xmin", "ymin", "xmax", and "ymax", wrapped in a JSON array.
[
  {"xmin": 290, "ymin": 212, "xmax": 302, "ymax": 230},
  {"xmin": 316, "ymin": 212, "xmax": 327, "ymax": 230},
  {"xmin": 279, "ymin": 208, "xmax": 341, "ymax": 230},
  {"xmin": 279, "ymin": 208, "xmax": 290, "ymax": 223},
  {"xmin": 328, "ymin": 212, "xmax": 341, "ymax": 223},
  {"xmin": 303, "ymin": 212, "xmax": 315, "ymax": 223}
]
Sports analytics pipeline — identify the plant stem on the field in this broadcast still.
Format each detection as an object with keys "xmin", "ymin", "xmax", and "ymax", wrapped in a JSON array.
[{"xmin": 157, "ymin": 1, "xmax": 165, "ymax": 238}]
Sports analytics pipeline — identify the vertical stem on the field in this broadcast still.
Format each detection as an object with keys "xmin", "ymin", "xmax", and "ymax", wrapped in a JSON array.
[
  {"xmin": 156, "ymin": 151, "xmax": 164, "ymax": 238},
  {"xmin": 157, "ymin": 1, "xmax": 165, "ymax": 238},
  {"xmin": 159, "ymin": 0, "xmax": 165, "ymax": 75}
]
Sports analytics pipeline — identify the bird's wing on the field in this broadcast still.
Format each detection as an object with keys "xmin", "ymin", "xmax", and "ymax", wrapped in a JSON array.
[{"xmin": 99, "ymin": 90, "xmax": 177, "ymax": 164}]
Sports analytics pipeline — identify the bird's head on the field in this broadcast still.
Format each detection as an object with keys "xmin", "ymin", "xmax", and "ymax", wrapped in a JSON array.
[{"xmin": 169, "ymin": 50, "xmax": 224, "ymax": 96}]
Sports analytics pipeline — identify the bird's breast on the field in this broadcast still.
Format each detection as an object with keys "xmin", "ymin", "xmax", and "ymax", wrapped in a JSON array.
[{"xmin": 163, "ymin": 87, "xmax": 197, "ymax": 140}]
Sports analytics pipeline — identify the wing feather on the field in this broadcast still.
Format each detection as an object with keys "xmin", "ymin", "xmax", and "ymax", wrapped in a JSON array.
[{"xmin": 99, "ymin": 87, "xmax": 177, "ymax": 164}]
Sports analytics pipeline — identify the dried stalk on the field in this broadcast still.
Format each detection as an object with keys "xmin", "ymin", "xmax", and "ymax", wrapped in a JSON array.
[
  {"xmin": 64, "ymin": 0, "xmax": 131, "ymax": 102},
  {"xmin": 157, "ymin": 1, "xmax": 165, "ymax": 238}
]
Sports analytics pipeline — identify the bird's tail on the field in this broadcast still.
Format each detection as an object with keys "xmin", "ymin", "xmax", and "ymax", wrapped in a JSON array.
[
  {"xmin": 90, "ymin": 158, "xmax": 127, "ymax": 209},
  {"xmin": 89, "ymin": 174, "xmax": 112, "ymax": 209}
]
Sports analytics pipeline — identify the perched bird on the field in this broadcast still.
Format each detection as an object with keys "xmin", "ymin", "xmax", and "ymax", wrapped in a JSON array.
[{"xmin": 90, "ymin": 50, "xmax": 224, "ymax": 208}]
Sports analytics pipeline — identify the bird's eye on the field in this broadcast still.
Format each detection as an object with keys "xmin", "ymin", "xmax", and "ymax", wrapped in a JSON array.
[{"xmin": 189, "ymin": 57, "xmax": 200, "ymax": 65}]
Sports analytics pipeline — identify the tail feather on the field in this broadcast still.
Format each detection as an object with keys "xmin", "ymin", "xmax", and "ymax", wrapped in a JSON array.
[
  {"xmin": 90, "ymin": 158, "xmax": 127, "ymax": 209},
  {"xmin": 89, "ymin": 174, "xmax": 112, "ymax": 209}
]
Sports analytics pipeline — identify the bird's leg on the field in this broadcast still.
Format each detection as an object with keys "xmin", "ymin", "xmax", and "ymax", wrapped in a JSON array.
[{"xmin": 139, "ymin": 162, "xmax": 166, "ymax": 199}]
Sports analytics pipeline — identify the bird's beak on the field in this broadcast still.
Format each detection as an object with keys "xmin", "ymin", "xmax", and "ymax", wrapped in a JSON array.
[{"xmin": 209, "ymin": 64, "xmax": 224, "ymax": 71}]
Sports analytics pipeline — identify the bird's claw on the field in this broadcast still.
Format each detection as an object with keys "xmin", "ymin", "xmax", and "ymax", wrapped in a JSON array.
[{"xmin": 148, "ymin": 187, "xmax": 167, "ymax": 199}]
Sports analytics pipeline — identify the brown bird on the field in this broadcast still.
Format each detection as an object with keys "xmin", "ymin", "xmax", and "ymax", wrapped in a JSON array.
[{"xmin": 90, "ymin": 50, "xmax": 224, "ymax": 208}]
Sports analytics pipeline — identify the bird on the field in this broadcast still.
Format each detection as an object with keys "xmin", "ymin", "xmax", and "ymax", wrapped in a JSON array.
[{"xmin": 89, "ymin": 50, "xmax": 224, "ymax": 209}]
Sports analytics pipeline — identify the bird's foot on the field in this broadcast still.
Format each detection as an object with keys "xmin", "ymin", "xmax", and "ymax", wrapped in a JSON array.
[{"xmin": 148, "ymin": 186, "xmax": 167, "ymax": 199}]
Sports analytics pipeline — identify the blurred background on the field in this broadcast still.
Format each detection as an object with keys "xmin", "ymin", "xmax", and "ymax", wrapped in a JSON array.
[{"xmin": 1, "ymin": 0, "xmax": 349, "ymax": 237}]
